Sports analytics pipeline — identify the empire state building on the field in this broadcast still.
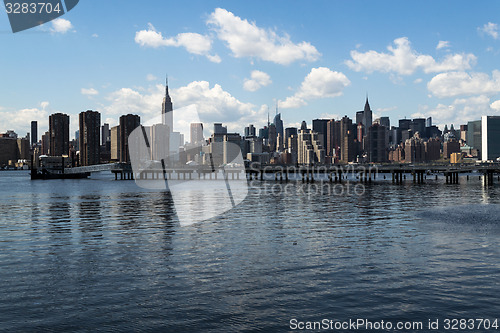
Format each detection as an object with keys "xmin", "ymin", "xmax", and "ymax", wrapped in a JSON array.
[{"xmin": 162, "ymin": 76, "xmax": 173, "ymax": 132}]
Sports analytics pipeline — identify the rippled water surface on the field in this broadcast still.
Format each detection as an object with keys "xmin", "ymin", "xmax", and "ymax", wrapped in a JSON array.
[{"xmin": 1, "ymin": 170, "xmax": 500, "ymax": 332}]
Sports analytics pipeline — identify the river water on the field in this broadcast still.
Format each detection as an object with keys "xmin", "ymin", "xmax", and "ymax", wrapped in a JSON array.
[{"xmin": 1, "ymin": 170, "xmax": 500, "ymax": 332}]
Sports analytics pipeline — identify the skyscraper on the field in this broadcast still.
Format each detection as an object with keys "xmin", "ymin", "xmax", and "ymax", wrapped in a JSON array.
[
  {"xmin": 467, "ymin": 120, "xmax": 481, "ymax": 152},
  {"xmin": 340, "ymin": 116, "xmax": 355, "ymax": 163},
  {"xmin": 361, "ymin": 97, "xmax": 373, "ymax": 129},
  {"xmin": 190, "ymin": 122, "xmax": 204, "ymax": 144},
  {"xmin": 273, "ymin": 112, "xmax": 284, "ymax": 140},
  {"xmin": 79, "ymin": 110, "xmax": 101, "ymax": 166},
  {"xmin": 49, "ymin": 113, "xmax": 70, "ymax": 156},
  {"xmin": 367, "ymin": 124, "xmax": 387, "ymax": 163},
  {"xmin": 101, "ymin": 123, "xmax": 110, "ymax": 146},
  {"xmin": 31, "ymin": 121, "xmax": 37, "ymax": 146},
  {"xmin": 162, "ymin": 76, "xmax": 173, "ymax": 131},
  {"xmin": 481, "ymin": 116, "xmax": 500, "ymax": 161},
  {"xmin": 312, "ymin": 119, "xmax": 329, "ymax": 152},
  {"xmin": 119, "ymin": 114, "xmax": 141, "ymax": 163},
  {"xmin": 244, "ymin": 124, "xmax": 256, "ymax": 137},
  {"xmin": 214, "ymin": 123, "xmax": 227, "ymax": 135}
]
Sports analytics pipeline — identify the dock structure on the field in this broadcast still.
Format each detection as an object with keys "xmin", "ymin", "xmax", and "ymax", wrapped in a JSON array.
[{"xmin": 35, "ymin": 162, "xmax": 500, "ymax": 186}]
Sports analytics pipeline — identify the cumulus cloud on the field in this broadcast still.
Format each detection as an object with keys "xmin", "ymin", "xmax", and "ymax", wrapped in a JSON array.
[
  {"xmin": 345, "ymin": 37, "xmax": 476, "ymax": 75},
  {"xmin": 243, "ymin": 70, "xmax": 272, "ymax": 91},
  {"xmin": 436, "ymin": 40, "xmax": 450, "ymax": 50},
  {"xmin": 103, "ymin": 81, "xmax": 267, "ymax": 134},
  {"xmin": 479, "ymin": 22, "xmax": 499, "ymax": 39},
  {"xmin": 280, "ymin": 67, "xmax": 350, "ymax": 108},
  {"xmin": 81, "ymin": 88, "xmax": 99, "ymax": 96},
  {"xmin": 0, "ymin": 103, "xmax": 49, "ymax": 135},
  {"xmin": 413, "ymin": 95, "xmax": 500, "ymax": 128},
  {"xmin": 427, "ymin": 70, "xmax": 500, "ymax": 98},
  {"xmin": 491, "ymin": 99, "xmax": 500, "ymax": 111},
  {"xmin": 50, "ymin": 18, "xmax": 73, "ymax": 33},
  {"xmin": 207, "ymin": 8, "xmax": 320, "ymax": 65},
  {"xmin": 135, "ymin": 23, "xmax": 221, "ymax": 63}
]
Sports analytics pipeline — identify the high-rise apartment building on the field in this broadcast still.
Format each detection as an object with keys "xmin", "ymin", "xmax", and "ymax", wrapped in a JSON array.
[
  {"xmin": 49, "ymin": 113, "xmax": 70, "ymax": 156},
  {"xmin": 119, "ymin": 114, "xmax": 141, "ymax": 163},
  {"xmin": 110, "ymin": 125, "xmax": 120, "ymax": 161},
  {"xmin": 79, "ymin": 110, "xmax": 101, "ymax": 166}
]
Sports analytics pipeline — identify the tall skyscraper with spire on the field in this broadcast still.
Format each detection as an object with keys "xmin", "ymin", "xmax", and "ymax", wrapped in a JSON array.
[
  {"xmin": 162, "ymin": 75, "xmax": 173, "ymax": 132},
  {"xmin": 363, "ymin": 96, "xmax": 373, "ymax": 129}
]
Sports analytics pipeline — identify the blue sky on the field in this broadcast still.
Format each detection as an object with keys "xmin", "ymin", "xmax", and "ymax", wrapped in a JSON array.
[{"xmin": 2, "ymin": 0, "xmax": 500, "ymax": 139}]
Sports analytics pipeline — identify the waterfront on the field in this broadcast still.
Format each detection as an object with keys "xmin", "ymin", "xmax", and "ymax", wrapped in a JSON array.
[{"xmin": 1, "ymin": 171, "xmax": 500, "ymax": 332}]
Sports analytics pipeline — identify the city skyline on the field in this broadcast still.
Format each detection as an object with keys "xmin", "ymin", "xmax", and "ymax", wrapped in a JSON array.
[{"xmin": 2, "ymin": 1, "xmax": 500, "ymax": 137}]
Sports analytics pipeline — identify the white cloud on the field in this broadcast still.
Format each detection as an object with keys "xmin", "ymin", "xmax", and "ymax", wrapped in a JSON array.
[
  {"xmin": 135, "ymin": 23, "xmax": 221, "ymax": 63},
  {"xmin": 345, "ymin": 37, "xmax": 476, "ymax": 75},
  {"xmin": 207, "ymin": 8, "xmax": 320, "ymax": 65},
  {"xmin": 146, "ymin": 74, "xmax": 158, "ymax": 81},
  {"xmin": 414, "ymin": 95, "xmax": 500, "ymax": 128},
  {"xmin": 50, "ymin": 18, "xmax": 73, "ymax": 34},
  {"xmin": 436, "ymin": 40, "xmax": 450, "ymax": 50},
  {"xmin": 92, "ymin": 33, "xmax": 99, "ymax": 38},
  {"xmin": 491, "ymin": 99, "xmax": 500, "ymax": 111},
  {"xmin": 103, "ymin": 82, "xmax": 267, "ymax": 134},
  {"xmin": 427, "ymin": 70, "xmax": 500, "ymax": 98},
  {"xmin": 243, "ymin": 70, "xmax": 272, "ymax": 92},
  {"xmin": 280, "ymin": 67, "xmax": 350, "ymax": 109},
  {"xmin": 81, "ymin": 88, "xmax": 99, "ymax": 96},
  {"xmin": 479, "ymin": 22, "xmax": 499, "ymax": 39},
  {"xmin": 0, "ymin": 106, "xmax": 49, "ymax": 135},
  {"xmin": 414, "ymin": 78, "xmax": 423, "ymax": 84}
]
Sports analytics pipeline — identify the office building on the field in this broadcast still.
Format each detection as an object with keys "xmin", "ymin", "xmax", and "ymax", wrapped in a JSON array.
[
  {"xmin": 190, "ymin": 123, "xmax": 204, "ymax": 144},
  {"xmin": 31, "ymin": 121, "xmax": 37, "ymax": 146},
  {"xmin": 273, "ymin": 113, "xmax": 284, "ymax": 140},
  {"xmin": 312, "ymin": 119, "xmax": 329, "ymax": 152},
  {"xmin": 399, "ymin": 119, "xmax": 412, "ymax": 130},
  {"xmin": 340, "ymin": 116, "xmax": 355, "ymax": 163},
  {"xmin": 367, "ymin": 124, "xmax": 387, "ymax": 163},
  {"xmin": 411, "ymin": 118, "xmax": 426, "ymax": 138},
  {"xmin": 79, "ymin": 110, "xmax": 101, "ymax": 166},
  {"xmin": 214, "ymin": 123, "xmax": 227, "ymax": 135},
  {"xmin": 101, "ymin": 123, "xmax": 110, "ymax": 146},
  {"xmin": 244, "ymin": 124, "xmax": 256, "ymax": 137},
  {"xmin": 467, "ymin": 120, "xmax": 481, "ymax": 153},
  {"xmin": 481, "ymin": 116, "xmax": 500, "ymax": 161},
  {"xmin": 223, "ymin": 133, "xmax": 242, "ymax": 164},
  {"xmin": 49, "ymin": 113, "xmax": 70, "ymax": 156},
  {"xmin": 268, "ymin": 124, "xmax": 277, "ymax": 152}
]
